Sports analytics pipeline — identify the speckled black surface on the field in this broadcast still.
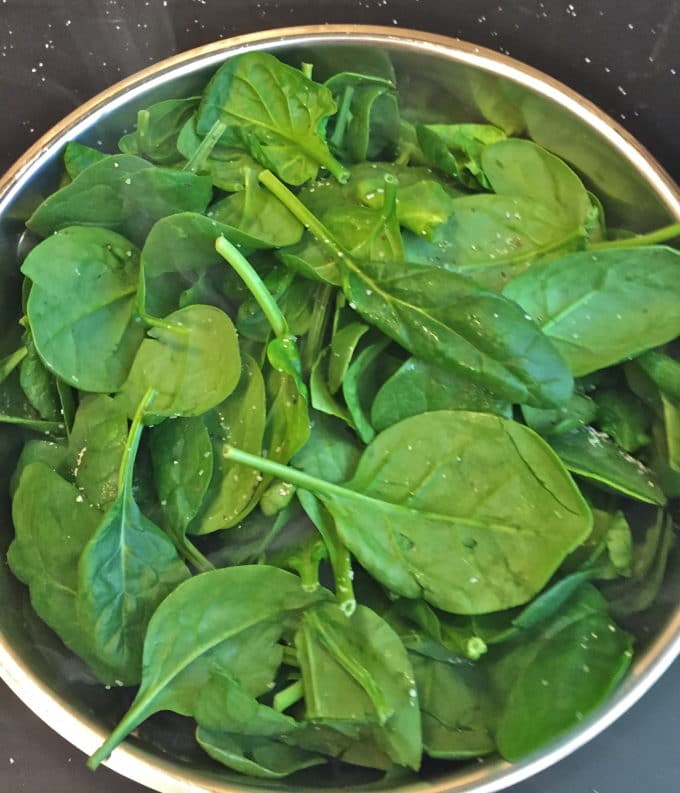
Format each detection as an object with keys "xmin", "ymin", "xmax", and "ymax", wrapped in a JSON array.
[{"xmin": 1, "ymin": 1, "xmax": 680, "ymax": 791}]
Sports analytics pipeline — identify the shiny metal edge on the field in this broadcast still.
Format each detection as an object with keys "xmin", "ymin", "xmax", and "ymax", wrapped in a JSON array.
[{"xmin": 1, "ymin": 24, "xmax": 679, "ymax": 793}]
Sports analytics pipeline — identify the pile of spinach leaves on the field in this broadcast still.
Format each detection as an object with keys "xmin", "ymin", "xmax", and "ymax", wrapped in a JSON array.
[{"xmin": 3, "ymin": 48, "xmax": 680, "ymax": 782}]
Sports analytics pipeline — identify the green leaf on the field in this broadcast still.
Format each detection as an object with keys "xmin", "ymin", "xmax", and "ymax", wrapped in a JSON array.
[
  {"xmin": 327, "ymin": 322, "xmax": 370, "ymax": 395},
  {"xmin": 196, "ymin": 52, "xmax": 348, "ymax": 185},
  {"xmin": 342, "ymin": 337, "xmax": 401, "ymax": 444},
  {"xmin": 63, "ymin": 141, "xmax": 107, "ymax": 180},
  {"xmin": 224, "ymin": 411, "xmax": 592, "ymax": 614},
  {"xmin": 22, "ymin": 226, "xmax": 145, "ymax": 393},
  {"xmin": 292, "ymin": 411, "xmax": 362, "ymax": 484},
  {"xmin": 150, "ymin": 416, "xmax": 214, "ymax": 538},
  {"xmin": 326, "ymin": 72, "xmax": 399, "ymax": 163},
  {"xmin": 27, "ymin": 154, "xmax": 213, "ymax": 245},
  {"xmin": 77, "ymin": 393, "xmax": 190, "ymax": 683},
  {"xmin": 19, "ymin": 332, "xmax": 60, "ymax": 420},
  {"xmin": 296, "ymin": 602, "xmax": 422, "ymax": 770},
  {"xmin": 411, "ymin": 652, "xmax": 496, "ymax": 759},
  {"xmin": 189, "ymin": 354, "xmax": 266, "ymax": 534},
  {"xmin": 481, "ymin": 138, "xmax": 592, "ymax": 228},
  {"xmin": 118, "ymin": 304, "xmax": 241, "ymax": 420},
  {"xmin": 118, "ymin": 97, "xmax": 198, "ymax": 165},
  {"xmin": 372, "ymin": 356, "xmax": 511, "ymax": 432},
  {"xmin": 209, "ymin": 169, "xmax": 304, "ymax": 249},
  {"xmin": 522, "ymin": 390, "xmax": 598, "ymax": 437},
  {"xmin": 343, "ymin": 258, "xmax": 574, "ymax": 408},
  {"xmin": 595, "ymin": 388, "xmax": 651, "ymax": 453},
  {"xmin": 504, "ymin": 246, "xmax": 680, "ymax": 376},
  {"xmin": 66, "ymin": 395, "xmax": 129, "ymax": 510},
  {"xmin": 416, "ymin": 123, "xmax": 506, "ymax": 189},
  {"xmin": 8, "ymin": 462, "xmax": 118, "ymax": 683},
  {"xmin": 88, "ymin": 566, "xmax": 326, "ymax": 769},
  {"xmin": 546, "ymin": 426, "xmax": 666, "ymax": 505},
  {"xmin": 494, "ymin": 586, "xmax": 632, "ymax": 761}
]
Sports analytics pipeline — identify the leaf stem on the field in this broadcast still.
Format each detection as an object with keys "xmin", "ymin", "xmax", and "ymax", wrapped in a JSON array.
[
  {"xmin": 215, "ymin": 235, "xmax": 288, "ymax": 339},
  {"xmin": 178, "ymin": 537, "xmax": 214, "ymax": 574},
  {"xmin": 329, "ymin": 85, "xmax": 355, "ymax": 150},
  {"xmin": 301, "ymin": 62, "xmax": 314, "ymax": 80},
  {"xmin": 223, "ymin": 445, "xmax": 353, "ymax": 501},
  {"xmin": 382, "ymin": 174, "xmax": 399, "ymax": 220},
  {"xmin": 259, "ymin": 170, "xmax": 352, "ymax": 267},
  {"xmin": 184, "ymin": 119, "xmax": 226, "ymax": 173},
  {"xmin": 0, "ymin": 415, "xmax": 65, "ymax": 433},
  {"xmin": 0, "ymin": 346, "xmax": 28, "ymax": 384},
  {"xmin": 281, "ymin": 644, "xmax": 300, "ymax": 668},
  {"xmin": 139, "ymin": 312, "xmax": 190, "ymax": 337},
  {"xmin": 118, "ymin": 388, "xmax": 156, "ymax": 494},
  {"xmin": 136, "ymin": 109, "xmax": 150, "ymax": 154},
  {"xmin": 589, "ymin": 221, "xmax": 680, "ymax": 251},
  {"xmin": 301, "ymin": 284, "xmax": 333, "ymax": 375},
  {"xmin": 273, "ymin": 679, "xmax": 305, "ymax": 712},
  {"xmin": 306, "ymin": 610, "xmax": 393, "ymax": 724}
]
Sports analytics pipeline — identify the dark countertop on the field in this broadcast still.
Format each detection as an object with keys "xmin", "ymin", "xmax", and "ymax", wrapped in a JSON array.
[{"xmin": 1, "ymin": 1, "xmax": 679, "ymax": 791}]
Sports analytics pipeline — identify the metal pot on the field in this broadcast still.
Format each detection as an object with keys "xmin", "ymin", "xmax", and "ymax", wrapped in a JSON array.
[{"xmin": 0, "ymin": 24, "xmax": 678, "ymax": 793}]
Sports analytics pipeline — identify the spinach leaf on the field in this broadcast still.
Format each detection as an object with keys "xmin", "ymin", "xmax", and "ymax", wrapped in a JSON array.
[
  {"xmin": 118, "ymin": 304, "xmax": 240, "ymax": 420},
  {"xmin": 411, "ymin": 652, "xmax": 496, "ymax": 759},
  {"xmin": 522, "ymin": 391, "xmax": 598, "ymax": 436},
  {"xmin": 189, "ymin": 354, "xmax": 266, "ymax": 534},
  {"xmin": 8, "ymin": 462, "xmax": 118, "ymax": 683},
  {"xmin": 224, "ymin": 411, "xmax": 592, "ymax": 614},
  {"xmin": 22, "ymin": 226, "xmax": 145, "ymax": 393},
  {"xmin": 63, "ymin": 141, "xmax": 107, "ymax": 180},
  {"xmin": 416, "ymin": 123, "xmax": 506, "ymax": 189},
  {"xmin": 327, "ymin": 322, "xmax": 370, "ymax": 395},
  {"xmin": 372, "ymin": 356, "xmax": 512, "ymax": 432},
  {"xmin": 177, "ymin": 114, "xmax": 261, "ymax": 191},
  {"xmin": 504, "ymin": 246, "xmax": 680, "ymax": 376},
  {"xmin": 88, "ymin": 566, "xmax": 326, "ymax": 769},
  {"xmin": 296, "ymin": 602, "xmax": 422, "ymax": 770},
  {"xmin": 481, "ymin": 138, "xmax": 592, "ymax": 229},
  {"xmin": 149, "ymin": 416, "xmax": 214, "ymax": 565},
  {"xmin": 260, "ymin": 170, "xmax": 574, "ymax": 408},
  {"xmin": 10, "ymin": 439, "xmax": 67, "ymax": 497},
  {"xmin": 342, "ymin": 337, "xmax": 401, "ymax": 444},
  {"xmin": 195, "ymin": 52, "xmax": 348, "ymax": 185},
  {"xmin": 66, "ymin": 394, "xmax": 129, "ymax": 510},
  {"xmin": 118, "ymin": 97, "xmax": 198, "ymax": 165},
  {"xmin": 326, "ymin": 72, "xmax": 399, "ymax": 163},
  {"xmin": 77, "ymin": 392, "xmax": 190, "ymax": 683},
  {"xmin": 27, "ymin": 154, "xmax": 213, "ymax": 245},
  {"xmin": 595, "ymin": 388, "xmax": 651, "ymax": 452},
  {"xmin": 19, "ymin": 332, "xmax": 60, "ymax": 420},
  {"xmin": 493, "ymin": 586, "xmax": 632, "ymax": 761},
  {"xmin": 139, "ymin": 211, "xmax": 251, "ymax": 317},
  {"xmin": 546, "ymin": 426, "xmax": 666, "ymax": 505},
  {"xmin": 600, "ymin": 510, "xmax": 675, "ymax": 616},
  {"xmin": 209, "ymin": 169, "xmax": 304, "ymax": 249},
  {"xmin": 291, "ymin": 412, "xmax": 362, "ymax": 485}
]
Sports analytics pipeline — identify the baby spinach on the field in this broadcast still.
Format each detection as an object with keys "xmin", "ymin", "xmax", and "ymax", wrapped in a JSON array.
[
  {"xmin": 224, "ymin": 411, "xmax": 592, "ymax": 613},
  {"xmin": 493, "ymin": 586, "xmax": 633, "ymax": 761},
  {"xmin": 77, "ymin": 391, "xmax": 190, "ymax": 683},
  {"xmin": 88, "ymin": 566, "xmax": 327, "ymax": 769},
  {"xmin": 5, "ymin": 48, "xmax": 677, "ymax": 783},
  {"xmin": 195, "ymin": 52, "xmax": 348, "ymax": 185},
  {"xmin": 504, "ymin": 246, "xmax": 680, "ymax": 376},
  {"xmin": 189, "ymin": 354, "xmax": 266, "ymax": 533},
  {"xmin": 118, "ymin": 304, "xmax": 241, "ymax": 419},
  {"xmin": 8, "ymin": 462, "xmax": 119, "ymax": 683},
  {"xmin": 27, "ymin": 154, "xmax": 213, "ymax": 245},
  {"xmin": 372, "ymin": 356, "xmax": 512, "ymax": 432},
  {"xmin": 22, "ymin": 226, "xmax": 145, "ymax": 393}
]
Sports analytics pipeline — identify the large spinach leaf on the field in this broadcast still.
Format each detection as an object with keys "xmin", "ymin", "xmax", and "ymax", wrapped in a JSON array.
[
  {"xmin": 77, "ymin": 392, "xmax": 190, "ymax": 683},
  {"xmin": 195, "ymin": 52, "xmax": 348, "ymax": 185},
  {"xmin": 22, "ymin": 226, "xmax": 144, "ymax": 393},
  {"xmin": 504, "ymin": 246, "xmax": 680, "ymax": 376},
  {"xmin": 225, "ymin": 411, "xmax": 592, "ymax": 613}
]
